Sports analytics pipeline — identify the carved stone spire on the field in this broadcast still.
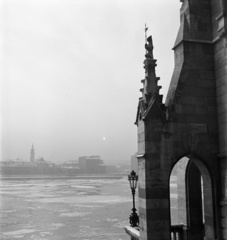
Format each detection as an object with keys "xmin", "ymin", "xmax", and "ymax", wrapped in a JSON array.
[
  {"xmin": 135, "ymin": 34, "xmax": 166, "ymax": 125},
  {"xmin": 141, "ymin": 35, "xmax": 162, "ymax": 106}
]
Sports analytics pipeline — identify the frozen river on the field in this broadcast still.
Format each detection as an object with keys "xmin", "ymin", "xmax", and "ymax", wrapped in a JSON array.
[
  {"xmin": 0, "ymin": 177, "xmax": 177, "ymax": 240},
  {"xmin": 0, "ymin": 178, "xmax": 133, "ymax": 240}
]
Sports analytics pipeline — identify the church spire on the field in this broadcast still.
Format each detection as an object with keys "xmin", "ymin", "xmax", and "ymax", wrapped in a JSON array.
[{"xmin": 30, "ymin": 144, "xmax": 35, "ymax": 162}]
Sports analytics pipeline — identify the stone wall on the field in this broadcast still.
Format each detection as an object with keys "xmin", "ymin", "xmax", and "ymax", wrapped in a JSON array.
[{"xmin": 135, "ymin": 0, "xmax": 227, "ymax": 239}]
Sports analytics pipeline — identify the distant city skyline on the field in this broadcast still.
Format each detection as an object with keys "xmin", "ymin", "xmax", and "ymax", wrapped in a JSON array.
[
  {"xmin": 1, "ymin": 0, "xmax": 180, "ymax": 163},
  {"xmin": 4, "ymin": 144, "xmax": 131, "ymax": 164}
]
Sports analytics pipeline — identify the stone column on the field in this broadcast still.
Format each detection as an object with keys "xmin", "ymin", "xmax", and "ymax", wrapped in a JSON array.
[
  {"xmin": 219, "ymin": 155, "xmax": 227, "ymax": 239},
  {"xmin": 212, "ymin": 0, "xmax": 227, "ymax": 237},
  {"xmin": 138, "ymin": 153, "xmax": 171, "ymax": 240}
]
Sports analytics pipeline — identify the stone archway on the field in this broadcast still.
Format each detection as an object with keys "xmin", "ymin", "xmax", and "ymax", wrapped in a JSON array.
[
  {"xmin": 132, "ymin": 1, "xmax": 226, "ymax": 239},
  {"xmin": 169, "ymin": 156, "xmax": 216, "ymax": 240},
  {"xmin": 188, "ymin": 158, "xmax": 216, "ymax": 240}
]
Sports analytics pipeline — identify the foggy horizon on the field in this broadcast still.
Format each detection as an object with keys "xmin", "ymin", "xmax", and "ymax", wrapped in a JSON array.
[{"xmin": 1, "ymin": 0, "xmax": 180, "ymax": 163}]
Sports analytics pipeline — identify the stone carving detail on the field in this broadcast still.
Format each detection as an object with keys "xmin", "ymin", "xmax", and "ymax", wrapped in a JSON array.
[
  {"xmin": 141, "ymin": 35, "xmax": 162, "ymax": 105},
  {"xmin": 145, "ymin": 36, "xmax": 154, "ymax": 60}
]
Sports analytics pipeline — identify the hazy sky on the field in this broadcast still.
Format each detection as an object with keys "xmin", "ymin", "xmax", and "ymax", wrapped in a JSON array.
[{"xmin": 1, "ymin": 0, "xmax": 180, "ymax": 163}]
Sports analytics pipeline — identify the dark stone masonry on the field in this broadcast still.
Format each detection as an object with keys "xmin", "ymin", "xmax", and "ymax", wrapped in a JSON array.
[{"xmin": 131, "ymin": 0, "xmax": 227, "ymax": 239}]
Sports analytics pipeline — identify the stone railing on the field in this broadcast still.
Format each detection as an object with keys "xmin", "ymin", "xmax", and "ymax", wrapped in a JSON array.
[
  {"xmin": 171, "ymin": 224, "xmax": 188, "ymax": 240},
  {"xmin": 125, "ymin": 224, "xmax": 188, "ymax": 240},
  {"xmin": 124, "ymin": 226, "xmax": 140, "ymax": 240}
]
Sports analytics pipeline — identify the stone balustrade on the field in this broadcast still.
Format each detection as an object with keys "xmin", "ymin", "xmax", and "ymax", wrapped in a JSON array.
[
  {"xmin": 171, "ymin": 224, "xmax": 188, "ymax": 240},
  {"xmin": 125, "ymin": 224, "xmax": 189, "ymax": 240}
]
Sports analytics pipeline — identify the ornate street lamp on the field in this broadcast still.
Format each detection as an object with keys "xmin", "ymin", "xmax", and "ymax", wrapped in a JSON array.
[{"xmin": 128, "ymin": 170, "xmax": 139, "ymax": 227}]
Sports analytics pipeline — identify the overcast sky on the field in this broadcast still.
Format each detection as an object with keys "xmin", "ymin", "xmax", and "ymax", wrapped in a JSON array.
[{"xmin": 1, "ymin": 0, "xmax": 180, "ymax": 163}]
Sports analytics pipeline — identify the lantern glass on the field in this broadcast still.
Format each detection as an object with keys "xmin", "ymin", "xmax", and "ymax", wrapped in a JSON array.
[
  {"xmin": 128, "ymin": 170, "xmax": 138, "ymax": 190},
  {"xmin": 134, "ymin": 176, "xmax": 138, "ymax": 189}
]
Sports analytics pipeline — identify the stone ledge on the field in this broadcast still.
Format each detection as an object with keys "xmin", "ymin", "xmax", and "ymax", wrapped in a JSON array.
[{"xmin": 125, "ymin": 226, "xmax": 140, "ymax": 240}]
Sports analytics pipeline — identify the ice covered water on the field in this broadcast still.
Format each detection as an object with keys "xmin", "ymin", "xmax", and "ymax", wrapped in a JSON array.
[
  {"xmin": 0, "ymin": 178, "xmax": 177, "ymax": 240},
  {"xmin": 0, "ymin": 178, "xmax": 132, "ymax": 240}
]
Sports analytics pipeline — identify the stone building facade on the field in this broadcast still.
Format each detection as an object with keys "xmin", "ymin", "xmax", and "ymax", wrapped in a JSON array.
[{"xmin": 126, "ymin": 0, "xmax": 227, "ymax": 240}]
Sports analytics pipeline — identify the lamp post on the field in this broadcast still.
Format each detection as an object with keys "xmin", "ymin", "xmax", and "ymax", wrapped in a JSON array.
[{"xmin": 128, "ymin": 170, "xmax": 139, "ymax": 227}]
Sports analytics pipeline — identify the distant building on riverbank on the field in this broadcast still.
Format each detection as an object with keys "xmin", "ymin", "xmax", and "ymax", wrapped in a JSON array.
[
  {"xmin": 0, "ymin": 147, "xmax": 121, "ymax": 176},
  {"xmin": 78, "ymin": 155, "xmax": 105, "ymax": 174},
  {"xmin": 0, "ymin": 157, "xmax": 63, "ymax": 175}
]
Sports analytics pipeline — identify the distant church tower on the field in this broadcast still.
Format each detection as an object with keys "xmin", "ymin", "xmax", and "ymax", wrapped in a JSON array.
[{"xmin": 30, "ymin": 145, "xmax": 35, "ymax": 162}]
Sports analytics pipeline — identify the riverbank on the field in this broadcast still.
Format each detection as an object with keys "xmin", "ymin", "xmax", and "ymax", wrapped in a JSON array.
[{"xmin": 0, "ymin": 174, "xmax": 124, "ymax": 181}]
